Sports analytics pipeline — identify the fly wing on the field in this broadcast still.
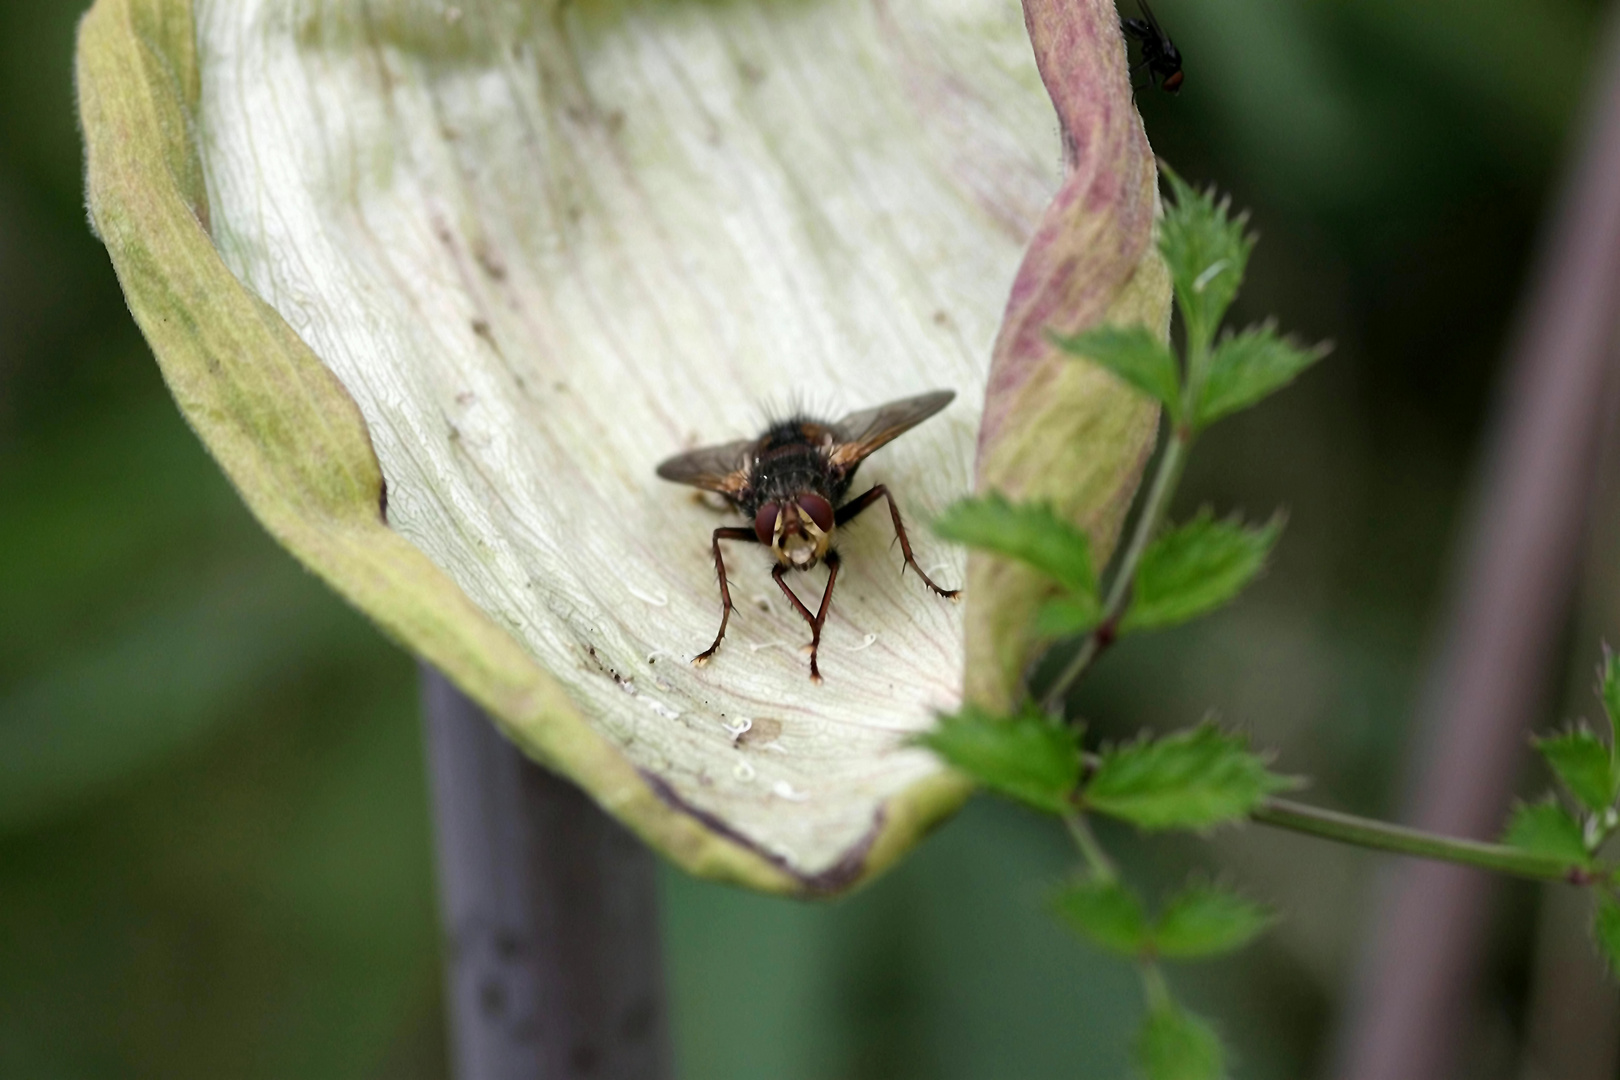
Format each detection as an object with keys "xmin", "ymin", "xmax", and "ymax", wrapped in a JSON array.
[
  {"xmin": 655, "ymin": 438, "xmax": 754, "ymax": 498},
  {"xmin": 1135, "ymin": 0, "xmax": 1170, "ymax": 41},
  {"xmin": 828, "ymin": 390, "xmax": 955, "ymax": 473}
]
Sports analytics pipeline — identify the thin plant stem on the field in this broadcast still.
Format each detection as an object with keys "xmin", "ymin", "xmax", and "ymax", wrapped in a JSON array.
[
  {"xmin": 1042, "ymin": 430, "xmax": 1191, "ymax": 715},
  {"xmin": 1066, "ymin": 805, "xmax": 1177, "ymax": 1026},
  {"xmin": 1139, "ymin": 962, "xmax": 1173, "ymax": 1013},
  {"xmin": 1063, "ymin": 810, "xmax": 1119, "ymax": 881},
  {"xmin": 1251, "ymin": 796, "xmax": 1593, "ymax": 884}
]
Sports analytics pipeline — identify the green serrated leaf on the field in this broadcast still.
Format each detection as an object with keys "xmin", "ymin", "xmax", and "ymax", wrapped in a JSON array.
[
  {"xmin": 1600, "ymin": 647, "xmax": 1620, "ymax": 752},
  {"xmin": 1051, "ymin": 325, "xmax": 1181, "ymax": 419},
  {"xmin": 1502, "ymin": 800, "xmax": 1590, "ymax": 866},
  {"xmin": 1159, "ymin": 167, "xmax": 1254, "ymax": 359},
  {"xmin": 1535, "ymin": 727, "xmax": 1617, "ymax": 813},
  {"xmin": 1084, "ymin": 722, "xmax": 1296, "ymax": 831},
  {"xmin": 916, "ymin": 703, "xmax": 1080, "ymax": 814},
  {"xmin": 1035, "ymin": 595, "xmax": 1102, "ymax": 639},
  {"xmin": 1123, "ymin": 510, "xmax": 1283, "ymax": 633},
  {"xmin": 1593, "ymin": 894, "xmax": 1620, "ymax": 980},
  {"xmin": 1154, "ymin": 882, "xmax": 1273, "ymax": 959},
  {"xmin": 1194, "ymin": 324, "xmax": 1329, "ymax": 428},
  {"xmin": 933, "ymin": 493, "xmax": 1097, "ymax": 596},
  {"xmin": 1051, "ymin": 877, "xmax": 1151, "ymax": 956},
  {"xmin": 1135, "ymin": 1005, "xmax": 1226, "ymax": 1080}
]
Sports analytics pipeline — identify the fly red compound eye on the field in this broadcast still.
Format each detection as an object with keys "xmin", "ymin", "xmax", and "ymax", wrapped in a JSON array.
[
  {"xmin": 754, "ymin": 503, "xmax": 780, "ymax": 545},
  {"xmin": 798, "ymin": 493, "xmax": 834, "ymax": 533}
]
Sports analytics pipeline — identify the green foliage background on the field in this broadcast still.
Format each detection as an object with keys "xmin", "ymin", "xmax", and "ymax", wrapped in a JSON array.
[{"xmin": 0, "ymin": 0, "xmax": 1612, "ymax": 1076}]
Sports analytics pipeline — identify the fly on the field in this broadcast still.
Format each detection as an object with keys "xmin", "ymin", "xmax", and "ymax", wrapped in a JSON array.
[
  {"xmin": 1122, "ymin": 0, "xmax": 1184, "ymax": 93},
  {"xmin": 655, "ymin": 390, "xmax": 961, "ymax": 682}
]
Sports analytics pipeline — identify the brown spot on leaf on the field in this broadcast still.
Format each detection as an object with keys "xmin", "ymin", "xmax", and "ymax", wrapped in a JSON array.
[
  {"xmin": 737, "ymin": 716, "xmax": 783, "ymax": 748},
  {"xmin": 473, "ymin": 240, "xmax": 507, "ymax": 281}
]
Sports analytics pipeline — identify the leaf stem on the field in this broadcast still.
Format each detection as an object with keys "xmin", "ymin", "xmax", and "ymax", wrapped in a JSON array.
[
  {"xmin": 1063, "ymin": 810, "xmax": 1119, "ymax": 882},
  {"xmin": 1138, "ymin": 961, "xmax": 1173, "ymax": 1013},
  {"xmin": 1250, "ymin": 796, "xmax": 1594, "ymax": 883},
  {"xmin": 1042, "ymin": 430, "xmax": 1190, "ymax": 715}
]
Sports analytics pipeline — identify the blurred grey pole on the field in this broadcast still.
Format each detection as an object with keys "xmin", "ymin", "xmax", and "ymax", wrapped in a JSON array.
[
  {"xmin": 419, "ymin": 665, "xmax": 674, "ymax": 1080},
  {"xmin": 1518, "ymin": 289, "xmax": 1620, "ymax": 1080},
  {"xmin": 1333, "ymin": 10, "xmax": 1620, "ymax": 1080}
]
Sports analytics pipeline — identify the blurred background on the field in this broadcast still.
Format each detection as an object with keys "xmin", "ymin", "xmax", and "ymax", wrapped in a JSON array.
[{"xmin": 3, "ymin": 0, "xmax": 1617, "ymax": 1076}]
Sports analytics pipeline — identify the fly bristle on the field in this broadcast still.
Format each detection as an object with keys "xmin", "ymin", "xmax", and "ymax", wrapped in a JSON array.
[{"xmin": 757, "ymin": 389, "xmax": 839, "ymax": 432}]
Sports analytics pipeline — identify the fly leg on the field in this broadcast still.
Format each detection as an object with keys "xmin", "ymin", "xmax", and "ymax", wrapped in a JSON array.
[
  {"xmin": 694, "ymin": 526, "xmax": 759, "ymax": 667},
  {"xmin": 836, "ymin": 485, "xmax": 961, "ymax": 599},
  {"xmin": 772, "ymin": 550, "xmax": 841, "ymax": 682}
]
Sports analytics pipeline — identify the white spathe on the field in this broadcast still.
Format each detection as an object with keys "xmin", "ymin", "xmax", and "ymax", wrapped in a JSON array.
[{"xmin": 194, "ymin": 0, "xmax": 1059, "ymax": 876}]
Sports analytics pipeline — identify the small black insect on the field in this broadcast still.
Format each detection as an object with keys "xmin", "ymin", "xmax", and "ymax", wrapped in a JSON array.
[
  {"xmin": 656, "ymin": 390, "xmax": 961, "ymax": 682},
  {"xmin": 1122, "ymin": 0, "xmax": 1183, "ymax": 93}
]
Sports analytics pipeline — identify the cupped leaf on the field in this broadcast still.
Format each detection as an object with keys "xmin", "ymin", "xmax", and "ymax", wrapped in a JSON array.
[
  {"xmin": 78, "ymin": 0, "xmax": 1165, "ymax": 892},
  {"xmin": 965, "ymin": 0, "xmax": 1168, "ymax": 710}
]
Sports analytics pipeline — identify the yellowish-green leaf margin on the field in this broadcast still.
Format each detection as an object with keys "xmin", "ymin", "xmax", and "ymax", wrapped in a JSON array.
[
  {"xmin": 967, "ymin": 0, "xmax": 1169, "ymax": 709},
  {"xmin": 76, "ymin": 0, "xmax": 1162, "ymax": 893}
]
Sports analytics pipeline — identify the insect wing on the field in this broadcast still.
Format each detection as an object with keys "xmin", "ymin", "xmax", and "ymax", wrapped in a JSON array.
[
  {"xmin": 1135, "ymin": 0, "xmax": 1169, "ymax": 42},
  {"xmin": 655, "ymin": 438, "xmax": 754, "ymax": 497},
  {"xmin": 828, "ymin": 390, "xmax": 955, "ymax": 472}
]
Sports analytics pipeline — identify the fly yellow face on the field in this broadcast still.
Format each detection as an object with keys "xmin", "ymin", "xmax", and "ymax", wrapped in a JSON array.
[{"xmin": 753, "ymin": 494, "xmax": 836, "ymax": 570}]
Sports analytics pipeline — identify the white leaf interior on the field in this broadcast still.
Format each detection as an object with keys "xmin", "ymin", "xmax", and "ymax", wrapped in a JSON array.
[{"xmin": 196, "ymin": 0, "xmax": 1058, "ymax": 877}]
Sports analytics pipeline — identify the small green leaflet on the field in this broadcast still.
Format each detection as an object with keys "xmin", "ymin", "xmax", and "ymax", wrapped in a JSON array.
[
  {"xmin": 1502, "ymin": 800, "xmax": 1590, "ymax": 867},
  {"xmin": 1051, "ymin": 325, "xmax": 1181, "ymax": 420},
  {"xmin": 1535, "ymin": 727, "xmax": 1617, "ymax": 814},
  {"xmin": 1035, "ymin": 595, "xmax": 1103, "ymax": 638},
  {"xmin": 1053, "ymin": 876, "xmax": 1270, "ymax": 961},
  {"xmin": 916, "ymin": 704, "xmax": 1080, "ymax": 814},
  {"xmin": 1123, "ymin": 510, "xmax": 1282, "ymax": 633},
  {"xmin": 1084, "ymin": 722, "xmax": 1296, "ymax": 831},
  {"xmin": 1154, "ymin": 882, "xmax": 1273, "ymax": 959},
  {"xmin": 1158, "ymin": 166, "xmax": 1254, "ymax": 357},
  {"xmin": 1135, "ymin": 1006, "xmax": 1226, "ymax": 1080},
  {"xmin": 1052, "ymin": 877, "xmax": 1151, "ymax": 956},
  {"xmin": 1594, "ymin": 894, "xmax": 1620, "ymax": 980},
  {"xmin": 1195, "ymin": 325, "xmax": 1329, "ymax": 429},
  {"xmin": 1601, "ymin": 647, "xmax": 1620, "ymax": 749},
  {"xmin": 933, "ymin": 494, "xmax": 1097, "ymax": 597}
]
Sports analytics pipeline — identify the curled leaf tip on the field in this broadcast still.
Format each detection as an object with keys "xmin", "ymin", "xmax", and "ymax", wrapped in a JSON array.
[{"xmin": 79, "ymin": 0, "xmax": 1167, "ymax": 891}]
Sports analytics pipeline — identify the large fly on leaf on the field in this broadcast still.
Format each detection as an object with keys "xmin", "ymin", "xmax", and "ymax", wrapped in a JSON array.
[{"xmin": 656, "ymin": 390, "xmax": 961, "ymax": 682}]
